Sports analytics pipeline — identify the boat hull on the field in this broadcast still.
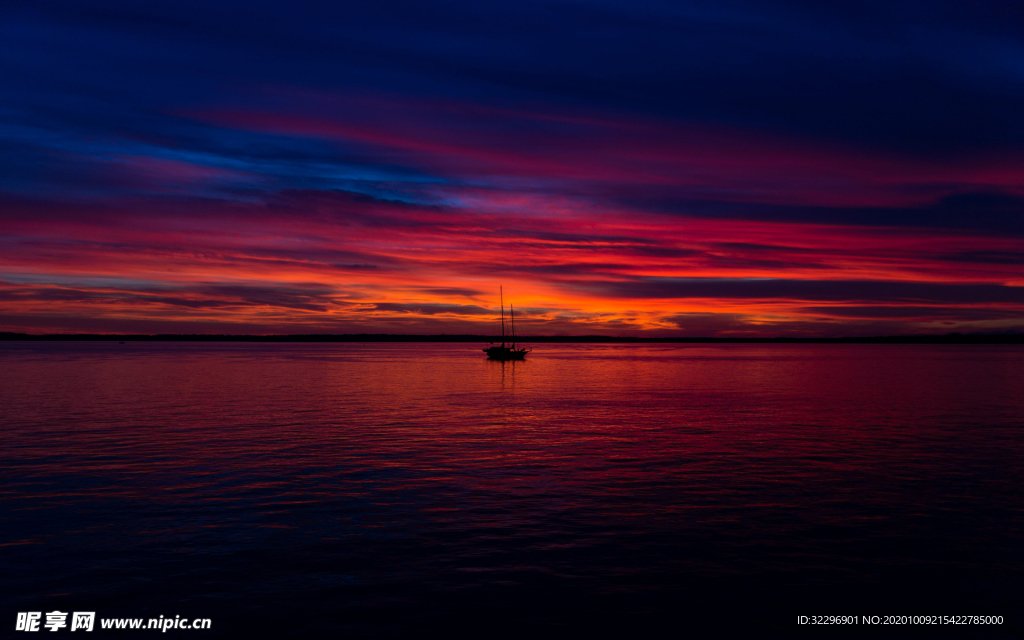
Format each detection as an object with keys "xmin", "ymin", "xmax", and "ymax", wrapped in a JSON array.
[{"xmin": 484, "ymin": 346, "xmax": 528, "ymax": 361}]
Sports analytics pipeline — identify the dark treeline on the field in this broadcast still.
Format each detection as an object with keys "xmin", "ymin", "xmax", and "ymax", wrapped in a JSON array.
[{"xmin": 1, "ymin": 332, "xmax": 1022, "ymax": 344}]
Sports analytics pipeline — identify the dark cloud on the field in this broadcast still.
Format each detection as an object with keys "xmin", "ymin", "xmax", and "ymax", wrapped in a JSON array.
[
  {"xmin": 938, "ymin": 250, "xmax": 1024, "ymax": 265},
  {"xmin": 621, "ymin": 191, "xmax": 1024, "ymax": 235},
  {"xmin": 0, "ymin": 281, "xmax": 343, "ymax": 313},
  {"xmin": 662, "ymin": 311, "xmax": 896, "ymax": 337},
  {"xmin": 333, "ymin": 263, "xmax": 378, "ymax": 270},
  {"xmin": 419, "ymin": 287, "xmax": 483, "ymax": 297},
  {"xmin": 664, "ymin": 312, "xmax": 760, "ymax": 335},
  {"xmin": 193, "ymin": 283, "xmax": 339, "ymax": 312},
  {"xmin": 369, "ymin": 302, "xmax": 492, "ymax": 316},
  {"xmin": 713, "ymin": 242, "xmax": 820, "ymax": 253},
  {"xmin": 800, "ymin": 305, "xmax": 1024, "ymax": 320},
  {"xmin": 507, "ymin": 263, "xmax": 641, "ymax": 276},
  {"xmin": 494, "ymin": 229, "xmax": 665, "ymax": 247},
  {"xmin": 624, "ymin": 245, "xmax": 708, "ymax": 259},
  {"xmin": 702, "ymin": 254, "xmax": 836, "ymax": 271},
  {"xmin": 584, "ymin": 277, "xmax": 1024, "ymax": 305},
  {"xmin": 660, "ymin": 309, "xmax": 1024, "ymax": 338}
]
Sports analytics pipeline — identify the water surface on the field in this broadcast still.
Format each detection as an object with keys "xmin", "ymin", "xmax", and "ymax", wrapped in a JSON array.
[{"xmin": 2, "ymin": 343, "xmax": 1022, "ymax": 636}]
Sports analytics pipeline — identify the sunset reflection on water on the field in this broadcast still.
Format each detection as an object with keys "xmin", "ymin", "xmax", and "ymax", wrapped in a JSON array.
[{"xmin": 2, "ymin": 342, "xmax": 1022, "ymax": 636}]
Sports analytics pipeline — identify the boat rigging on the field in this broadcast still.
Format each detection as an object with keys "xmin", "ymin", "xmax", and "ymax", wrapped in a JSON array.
[{"xmin": 483, "ymin": 286, "xmax": 528, "ymax": 360}]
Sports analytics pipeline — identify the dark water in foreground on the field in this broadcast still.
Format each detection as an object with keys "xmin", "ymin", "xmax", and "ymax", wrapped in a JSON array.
[{"xmin": 2, "ymin": 343, "xmax": 1022, "ymax": 638}]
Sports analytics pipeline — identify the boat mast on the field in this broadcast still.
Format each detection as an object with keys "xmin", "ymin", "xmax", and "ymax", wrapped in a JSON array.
[
  {"xmin": 510, "ymin": 304, "xmax": 516, "ymax": 348},
  {"xmin": 500, "ymin": 286, "xmax": 505, "ymax": 346}
]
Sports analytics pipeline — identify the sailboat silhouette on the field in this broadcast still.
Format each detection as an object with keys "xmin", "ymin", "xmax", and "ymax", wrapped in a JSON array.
[{"xmin": 483, "ymin": 286, "xmax": 528, "ymax": 360}]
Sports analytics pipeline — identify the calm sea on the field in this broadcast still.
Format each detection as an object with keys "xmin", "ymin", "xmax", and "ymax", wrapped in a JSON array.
[{"xmin": 2, "ymin": 342, "xmax": 1022, "ymax": 637}]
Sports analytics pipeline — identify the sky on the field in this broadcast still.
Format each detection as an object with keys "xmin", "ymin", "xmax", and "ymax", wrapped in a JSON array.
[{"xmin": 1, "ymin": 0, "xmax": 1023, "ymax": 336}]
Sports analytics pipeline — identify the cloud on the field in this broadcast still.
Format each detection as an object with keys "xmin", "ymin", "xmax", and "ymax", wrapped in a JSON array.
[
  {"xmin": 418, "ymin": 287, "xmax": 484, "ymax": 297},
  {"xmin": 799, "ymin": 305, "xmax": 1024, "ymax": 320},
  {"xmin": 368, "ymin": 302, "xmax": 492, "ymax": 316},
  {"xmin": 3, "ymin": 2, "xmax": 1024, "ymax": 335},
  {"xmin": 0, "ymin": 280, "xmax": 344, "ymax": 313},
  {"xmin": 618, "ymin": 190, "xmax": 1024, "ymax": 235},
  {"xmin": 582, "ymin": 277, "xmax": 1024, "ymax": 305}
]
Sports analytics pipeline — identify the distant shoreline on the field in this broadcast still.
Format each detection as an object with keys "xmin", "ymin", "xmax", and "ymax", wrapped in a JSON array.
[{"xmin": 1, "ymin": 332, "xmax": 1021, "ymax": 344}]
